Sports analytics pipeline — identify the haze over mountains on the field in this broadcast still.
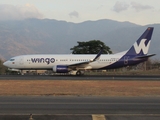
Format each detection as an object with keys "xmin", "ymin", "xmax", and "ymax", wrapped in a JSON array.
[{"xmin": 0, "ymin": 18, "xmax": 159, "ymax": 60}]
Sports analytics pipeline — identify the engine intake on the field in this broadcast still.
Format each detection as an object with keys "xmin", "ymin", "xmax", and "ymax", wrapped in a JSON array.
[{"xmin": 53, "ymin": 65, "xmax": 69, "ymax": 73}]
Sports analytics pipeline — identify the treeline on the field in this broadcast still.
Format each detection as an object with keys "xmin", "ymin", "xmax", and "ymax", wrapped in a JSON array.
[{"xmin": 0, "ymin": 60, "xmax": 7, "ymax": 74}]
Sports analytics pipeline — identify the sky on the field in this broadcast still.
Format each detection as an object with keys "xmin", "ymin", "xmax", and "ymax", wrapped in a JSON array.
[{"xmin": 0, "ymin": 0, "xmax": 160, "ymax": 25}]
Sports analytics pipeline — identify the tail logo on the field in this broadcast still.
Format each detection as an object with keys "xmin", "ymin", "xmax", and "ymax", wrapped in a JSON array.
[{"xmin": 133, "ymin": 39, "xmax": 150, "ymax": 54}]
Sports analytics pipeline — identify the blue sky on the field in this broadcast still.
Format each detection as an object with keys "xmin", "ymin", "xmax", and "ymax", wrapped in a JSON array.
[{"xmin": 0, "ymin": 0, "xmax": 160, "ymax": 25}]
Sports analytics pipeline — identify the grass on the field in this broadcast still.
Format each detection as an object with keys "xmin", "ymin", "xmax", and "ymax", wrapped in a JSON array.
[{"xmin": 0, "ymin": 80, "xmax": 160, "ymax": 96}]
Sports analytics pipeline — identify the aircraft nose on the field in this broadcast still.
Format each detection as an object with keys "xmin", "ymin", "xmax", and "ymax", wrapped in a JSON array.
[{"xmin": 3, "ymin": 61, "xmax": 9, "ymax": 67}]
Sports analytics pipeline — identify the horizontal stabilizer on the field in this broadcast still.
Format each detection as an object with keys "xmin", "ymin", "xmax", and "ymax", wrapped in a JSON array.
[{"xmin": 136, "ymin": 54, "xmax": 156, "ymax": 59}]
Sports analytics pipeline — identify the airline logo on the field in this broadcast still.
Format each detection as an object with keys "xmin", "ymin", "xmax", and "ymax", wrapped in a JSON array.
[
  {"xmin": 31, "ymin": 58, "xmax": 55, "ymax": 64},
  {"xmin": 133, "ymin": 39, "xmax": 150, "ymax": 54}
]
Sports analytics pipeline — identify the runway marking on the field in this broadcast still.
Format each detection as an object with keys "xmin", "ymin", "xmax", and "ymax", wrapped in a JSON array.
[{"xmin": 92, "ymin": 115, "xmax": 106, "ymax": 120}]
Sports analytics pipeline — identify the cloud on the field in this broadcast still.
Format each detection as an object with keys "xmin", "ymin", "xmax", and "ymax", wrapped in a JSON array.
[
  {"xmin": 69, "ymin": 11, "xmax": 79, "ymax": 18},
  {"xmin": 0, "ymin": 4, "xmax": 43, "ymax": 20},
  {"xmin": 97, "ymin": 5, "xmax": 104, "ymax": 10},
  {"xmin": 113, "ymin": 1, "xmax": 129, "ymax": 13},
  {"xmin": 131, "ymin": 2, "xmax": 154, "ymax": 12}
]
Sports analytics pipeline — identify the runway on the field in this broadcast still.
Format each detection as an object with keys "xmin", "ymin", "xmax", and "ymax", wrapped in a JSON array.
[
  {"xmin": 0, "ymin": 96, "xmax": 160, "ymax": 114},
  {"xmin": 0, "ymin": 75, "xmax": 160, "ymax": 80},
  {"xmin": 0, "ymin": 75, "xmax": 160, "ymax": 119},
  {"xmin": 0, "ymin": 96, "xmax": 160, "ymax": 119}
]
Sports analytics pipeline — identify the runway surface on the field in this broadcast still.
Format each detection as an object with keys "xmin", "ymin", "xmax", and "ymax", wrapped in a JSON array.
[
  {"xmin": 0, "ymin": 96, "xmax": 160, "ymax": 120},
  {"xmin": 0, "ymin": 75, "xmax": 160, "ymax": 80},
  {"xmin": 0, "ymin": 96, "xmax": 159, "ymax": 115},
  {"xmin": 0, "ymin": 75, "xmax": 160, "ymax": 119}
]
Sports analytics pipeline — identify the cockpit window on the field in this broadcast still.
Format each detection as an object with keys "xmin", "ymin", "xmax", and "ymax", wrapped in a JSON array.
[{"xmin": 10, "ymin": 59, "xmax": 15, "ymax": 61}]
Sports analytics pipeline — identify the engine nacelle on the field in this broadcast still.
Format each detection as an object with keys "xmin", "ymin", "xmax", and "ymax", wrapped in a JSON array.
[
  {"xmin": 53, "ymin": 65, "xmax": 69, "ymax": 73},
  {"xmin": 8, "ymin": 68, "xmax": 20, "ymax": 72}
]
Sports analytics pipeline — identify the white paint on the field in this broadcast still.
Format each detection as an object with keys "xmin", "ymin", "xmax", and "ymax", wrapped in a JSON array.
[
  {"xmin": 133, "ymin": 39, "xmax": 150, "ymax": 54},
  {"xmin": 92, "ymin": 115, "xmax": 106, "ymax": 120}
]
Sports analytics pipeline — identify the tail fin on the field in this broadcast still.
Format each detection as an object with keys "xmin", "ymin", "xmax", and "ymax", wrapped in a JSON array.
[{"xmin": 126, "ymin": 27, "xmax": 154, "ymax": 56}]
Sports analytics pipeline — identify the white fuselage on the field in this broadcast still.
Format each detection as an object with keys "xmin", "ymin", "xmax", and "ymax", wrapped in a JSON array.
[{"xmin": 3, "ymin": 54, "xmax": 123, "ymax": 70}]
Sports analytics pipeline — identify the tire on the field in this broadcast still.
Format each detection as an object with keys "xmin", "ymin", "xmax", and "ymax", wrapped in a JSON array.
[{"xmin": 76, "ymin": 71, "xmax": 84, "ymax": 76}]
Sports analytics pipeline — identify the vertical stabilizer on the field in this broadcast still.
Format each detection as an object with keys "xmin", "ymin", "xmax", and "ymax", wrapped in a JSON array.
[{"xmin": 126, "ymin": 27, "xmax": 154, "ymax": 56}]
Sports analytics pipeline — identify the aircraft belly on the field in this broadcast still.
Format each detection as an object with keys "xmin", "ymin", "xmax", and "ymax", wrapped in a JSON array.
[
  {"xmin": 90, "ymin": 62, "xmax": 110, "ymax": 69},
  {"xmin": 23, "ymin": 63, "xmax": 52, "ymax": 69}
]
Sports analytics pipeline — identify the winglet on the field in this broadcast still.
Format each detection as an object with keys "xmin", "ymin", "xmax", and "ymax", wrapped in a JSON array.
[{"xmin": 92, "ymin": 47, "xmax": 103, "ymax": 61}]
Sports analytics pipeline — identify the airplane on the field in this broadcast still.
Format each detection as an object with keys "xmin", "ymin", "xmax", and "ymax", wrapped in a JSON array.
[{"xmin": 3, "ymin": 27, "xmax": 155, "ymax": 75}]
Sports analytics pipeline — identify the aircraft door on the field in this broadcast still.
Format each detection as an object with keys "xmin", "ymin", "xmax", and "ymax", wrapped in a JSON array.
[{"xmin": 19, "ymin": 56, "xmax": 24, "ymax": 67}]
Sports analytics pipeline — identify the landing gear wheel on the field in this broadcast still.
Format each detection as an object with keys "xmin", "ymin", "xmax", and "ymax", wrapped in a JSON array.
[
  {"xmin": 76, "ymin": 71, "xmax": 84, "ymax": 76},
  {"xmin": 76, "ymin": 71, "xmax": 81, "ymax": 76},
  {"xmin": 20, "ymin": 70, "xmax": 24, "ymax": 75}
]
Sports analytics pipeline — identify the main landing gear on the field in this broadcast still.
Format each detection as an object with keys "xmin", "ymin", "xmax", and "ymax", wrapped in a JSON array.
[{"xmin": 76, "ymin": 70, "xmax": 84, "ymax": 76}]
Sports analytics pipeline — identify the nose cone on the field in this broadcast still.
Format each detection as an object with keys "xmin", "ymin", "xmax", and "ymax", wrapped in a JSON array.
[{"xmin": 3, "ymin": 61, "xmax": 9, "ymax": 67}]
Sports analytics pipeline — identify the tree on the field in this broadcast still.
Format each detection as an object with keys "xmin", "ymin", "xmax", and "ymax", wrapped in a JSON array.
[
  {"xmin": 70, "ymin": 40, "xmax": 112, "ymax": 54},
  {"xmin": 0, "ymin": 59, "xmax": 7, "ymax": 74}
]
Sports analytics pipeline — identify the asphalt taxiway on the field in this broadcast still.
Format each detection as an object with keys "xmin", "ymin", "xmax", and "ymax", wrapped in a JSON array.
[
  {"xmin": 0, "ymin": 75, "xmax": 160, "ymax": 80},
  {"xmin": 0, "ymin": 96, "xmax": 160, "ymax": 114},
  {"xmin": 0, "ymin": 96, "xmax": 160, "ymax": 120}
]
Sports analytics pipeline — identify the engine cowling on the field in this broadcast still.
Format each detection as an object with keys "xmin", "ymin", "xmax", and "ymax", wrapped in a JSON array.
[{"xmin": 53, "ymin": 65, "xmax": 69, "ymax": 73}]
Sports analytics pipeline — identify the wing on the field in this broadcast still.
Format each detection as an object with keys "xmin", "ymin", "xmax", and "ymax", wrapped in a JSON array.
[{"xmin": 68, "ymin": 48, "xmax": 103, "ymax": 70}]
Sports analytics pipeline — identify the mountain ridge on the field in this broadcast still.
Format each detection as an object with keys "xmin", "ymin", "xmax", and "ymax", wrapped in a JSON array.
[{"xmin": 0, "ymin": 18, "xmax": 158, "ymax": 60}]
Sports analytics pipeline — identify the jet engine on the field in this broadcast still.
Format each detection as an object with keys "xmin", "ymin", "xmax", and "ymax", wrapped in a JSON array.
[{"xmin": 53, "ymin": 65, "xmax": 69, "ymax": 73}]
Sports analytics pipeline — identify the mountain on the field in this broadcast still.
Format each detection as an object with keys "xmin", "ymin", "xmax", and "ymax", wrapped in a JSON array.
[{"xmin": 0, "ymin": 18, "xmax": 159, "ymax": 60}]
